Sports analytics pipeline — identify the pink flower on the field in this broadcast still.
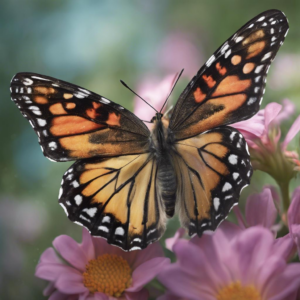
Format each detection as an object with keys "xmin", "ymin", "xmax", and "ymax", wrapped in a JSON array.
[
  {"xmin": 35, "ymin": 229, "xmax": 169, "ymax": 300},
  {"xmin": 156, "ymin": 31, "xmax": 203, "ymax": 78},
  {"xmin": 232, "ymin": 100, "xmax": 295, "ymax": 150},
  {"xmin": 288, "ymin": 187, "xmax": 300, "ymax": 257},
  {"xmin": 158, "ymin": 224, "xmax": 300, "ymax": 300},
  {"xmin": 133, "ymin": 73, "xmax": 178, "ymax": 123},
  {"xmin": 234, "ymin": 187, "xmax": 279, "ymax": 232}
]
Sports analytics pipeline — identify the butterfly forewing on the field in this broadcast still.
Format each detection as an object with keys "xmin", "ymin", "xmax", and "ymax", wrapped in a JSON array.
[
  {"xmin": 10, "ymin": 73, "xmax": 150, "ymax": 162},
  {"xmin": 173, "ymin": 127, "xmax": 252, "ymax": 235},
  {"xmin": 59, "ymin": 154, "xmax": 167, "ymax": 251},
  {"xmin": 170, "ymin": 9, "xmax": 289, "ymax": 140}
]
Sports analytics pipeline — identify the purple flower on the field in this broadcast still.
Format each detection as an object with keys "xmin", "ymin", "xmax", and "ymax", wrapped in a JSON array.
[
  {"xmin": 35, "ymin": 229, "xmax": 169, "ymax": 300},
  {"xmin": 158, "ymin": 224, "xmax": 300, "ymax": 300},
  {"xmin": 234, "ymin": 187, "xmax": 279, "ymax": 232}
]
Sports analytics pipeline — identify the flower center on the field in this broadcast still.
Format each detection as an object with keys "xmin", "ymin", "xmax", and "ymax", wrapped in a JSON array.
[
  {"xmin": 83, "ymin": 254, "xmax": 132, "ymax": 297},
  {"xmin": 216, "ymin": 281, "xmax": 262, "ymax": 300}
]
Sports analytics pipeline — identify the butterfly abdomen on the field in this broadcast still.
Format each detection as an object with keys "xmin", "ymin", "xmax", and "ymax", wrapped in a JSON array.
[{"xmin": 157, "ymin": 155, "xmax": 177, "ymax": 217}]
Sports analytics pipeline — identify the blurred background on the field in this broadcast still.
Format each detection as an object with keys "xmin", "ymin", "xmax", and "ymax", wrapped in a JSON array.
[{"xmin": 1, "ymin": 0, "xmax": 300, "ymax": 298}]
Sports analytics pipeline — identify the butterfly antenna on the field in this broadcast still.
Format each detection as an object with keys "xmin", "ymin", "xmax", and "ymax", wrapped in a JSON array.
[
  {"xmin": 159, "ymin": 69, "xmax": 184, "ymax": 113},
  {"xmin": 120, "ymin": 80, "xmax": 158, "ymax": 113}
]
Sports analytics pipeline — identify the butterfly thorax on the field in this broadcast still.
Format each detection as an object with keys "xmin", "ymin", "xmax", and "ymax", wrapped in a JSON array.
[{"xmin": 150, "ymin": 114, "xmax": 177, "ymax": 217}]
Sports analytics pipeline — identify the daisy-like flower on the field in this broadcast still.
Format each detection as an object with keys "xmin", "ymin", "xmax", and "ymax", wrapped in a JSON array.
[
  {"xmin": 158, "ymin": 224, "xmax": 300, "ymax": 300},
  {"xmin": 35, "ymin": 229, "xmax": 169, "ymax": 300}
]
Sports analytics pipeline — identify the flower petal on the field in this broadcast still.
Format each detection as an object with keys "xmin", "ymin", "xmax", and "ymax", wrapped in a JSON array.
[
  {"xmin": 125, "ymin": 288, "xmax": 149, "ymax": 300},
  {"xmin": 264, "ymin": 103, "xmax": 282, "ymax": 130},
  {"xmin": 48, "ymin": 290, "xmax": 69, "ymax": 300},
  {"xmin": 126, "ymin": 257, "xmax": 170, "ymax": 292},
  {"xmin": 282, "ymin": 115, "xmax": 300, "ymax": 149},
  {"xmin": 264, "ymin": 263, "xmax": 300, "ymax": 300},
  {"xmin": 273, "ymin": 234, "xmax": 296, "ymax": 261},
  {"xmin": 245, "ymin": 187, "xmax": 277, "ymax": 229},
  {"xmin": 40, "ymin": 247, "xmax": 62, "ymax": 264},
  {"xmin": 80, "ymin": 229, "xmax": 95, "ymax": 261},
  {"xmin": 165, "ymin": 228, "xmax": 185, "ymax": 251},
  {"xmin": 288, "ymin": 187, "xmax": 300, "ymax": 232},
  {"xmin": 158, "ymin": 264, "xmax": 215, "ymax": 300},
  {"xmin": 55, "ymin": 271, "xmax": 88, "ymax": 294},
  {"xmin": 53, "ymin": 235, "xmax": 88, "ymax": 271}
]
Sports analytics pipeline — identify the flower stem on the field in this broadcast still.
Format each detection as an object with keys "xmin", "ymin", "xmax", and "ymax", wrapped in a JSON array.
[{"xmin": 278, "ymin": 181, "xmax": 290, "ymax": 212}]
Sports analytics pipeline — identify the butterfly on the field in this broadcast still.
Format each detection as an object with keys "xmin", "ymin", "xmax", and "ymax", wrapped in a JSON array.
[{"xmin": 11, "ymin": 10, "xmax": 288, "ymax": 251}]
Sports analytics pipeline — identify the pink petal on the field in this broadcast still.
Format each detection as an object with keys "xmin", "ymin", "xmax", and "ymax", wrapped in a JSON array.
[
  {"xmin": 273, "ymin": 234, "xmax": 296, "ymax": 261},
  {"xmin": 92, "ymin": 293, "xmax": 109, "ymax": 300},
  {"xmin": 126, "ymin": 257, "xmax": 170, "ymax": 292},
  {"xmin": 165, "ymin": 228, "xmax": 185, "ymax": 251},
  {"xmin": 158, "ymin": 264, "xmax": 215, "ymax": 300},
  {"xmin": 35, "ymin": 261, "xmax": 77, "ymax": 281},
  {"xmin": 288, "ymin": 187, "xmax": 300, "ymax": 232},
  {"xmin": 48, "ymin": 290, "xmax": 69, "ymax": 300},
  {"xmin": 264, "ymin": 263, "xmax": 300, "ymax": 300},
  {"xmin": 40, "ymin": 248, "xmax": 62, "ymax": 264},
  {"xmin": 125, "ymin": 288, "xmax": 149, "ymax": 300},
  {"xmin": 276, "ymin": 99, "xmax": 295, "ymax": 124},
  {"xmin": 282, "ymin": 115, "xmax": 300, "ymax": 149},
  {"xmin": 81, "ymin": 229, "xmax": 95, "ymax": 261},
  {"xmin": 229, "ymin": 227, "xmax": 274, "ymax": 284},
  {"xmin": 245, "ymin": 188, "xmax": 277, "ymax": 229},
  {"xmin": 44, "ymin": 282, "xmax": 56, "ymax": 296},
  {"xmin": 55, "ymin": 271, "xmax": 87, "ymax": 294},
  {"xmin": 264, "ymin": 103, "xmax": 283, "ymax": 130},
  {"xmin": 233, "ymin": 206, "xmax": 247, "ymax": 229},
  {"xmin": 53, "ymin": 235, "xmax": 88, "ymax": 272}
]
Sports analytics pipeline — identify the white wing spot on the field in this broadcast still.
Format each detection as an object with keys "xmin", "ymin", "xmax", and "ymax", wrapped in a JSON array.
[
  {"xmin": 271, "ymin": 20, "xmax": 277, "ymax": 25},
  {"xmin": 213, "ymin": 198, "xmax": 220, "ymax": 211},
  {"xmin": 58, "ymin": 187, "xmax": 63, "ymax": 198},
  {"xmin": 31, "ymin": 76, "xmax": 50, "ymax": 81},
  {"xmin": 248, "ymin": 23, "xmax": 254, "ymax": 28},
  {"xmin": 255, "ymin": 76, "xmax": 261, "ymax": 83},
  {"xmin": 132, "ymin": 238, "xmax": 142, "ymax": 243},
  {"xmin": 270, "ymin": 28, "xmax": 275, "ymax": 34},
  {"xmin": 284, "ymin": 29, "xmax": 289, "ymax": 37},
  {"xmin": 262, "ymin": 22, "xmax": 267, "ymax": 27},
  {"xmin": 247, "ymin": 171, "xmax": 251, "ymax": 177},
  {"xmin": 257, "ymin": 16, "xmax": 265, "ymax": 22},
  {"xmin": 254, "ymin": 87, "xmax": 260, "ymax": 93},
  {"xmin": 261, "ymin": 52, "xmax": 272, "ymax": 61},
  {"xmin": 71, "ymin": 180, "xmax": 79, "ymax": 188},
  {"xmin": 83, "ymin": 208, "xmax": 97, "ymax": 217},
  {"xmin": 101, "ymin": 97, "xmax": 110, "ymax": 104},
  {"xmin": 27, "ymin": 87, "xmax": 32, "ymax": 93},
  {"xmin": 37, "ymin": 119, "xmax": 46, "ymax": 127},
  {"xmin": 228, "ymin": 154, "xmax": 238, "ymax": 165},
  {"xmin": 222, "ymin": 182, "xmax": 232, "ymax": 192},
  {"xmin": 98, "ymin": 226, "xmax": 109, "ymax": 232},
  {"xmin": 247, "ymin": 97, "xmax": 257, "ymax": 105},
  {"xmin": 102, "ymin": 216, "xmax": 111, "ymax": 223},
  {"xmin": 49, "ymin": 141, "xmax": 57, "ymax": 150},
  {"xmin": 74, "ymin": 195, "xmax": 82, "ymax": 206},
  {"xmin": 230, "ymin": 132, "xmax": 237, "ymax": 140},
  {"xmin": 23, "ymin": 78, "xmax": 33, "ymax": 85},
  {"xmin": 220, "ymin": 43, "xmax": 229, "ymax": 54},
  {"xmin": 225, "ymin": 49, "xmax": 232, "ymax": 59},
  {"xmin": 206, "ymin": 55, "xmax": 216, "ymax": 67},
  {"xmin": 130, "ymin": 246, "xmax": 142, "ymax": 251},
  {"xmin": 235, "ymin": 36, "xmax": 244, "ymax": 43},
  {"xmin": 115, "ymin": 227, "xmax": 125, "ymax": 236},
  {"xmin": 255, "ymin": 65, "xmax": 264, "ymax": 74},
  {"xmin": 233, "ymin": 173, "xmax": 239, "ymax": 180},
  {"xmin": 271, "ymin": 36, "xmax": 277, "ymax": 42}
]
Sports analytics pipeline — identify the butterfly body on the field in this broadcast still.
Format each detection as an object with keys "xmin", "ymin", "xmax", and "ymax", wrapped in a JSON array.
[{"xmin": 11, "ymin": 9, "xmax": 289, "ymax": 251}]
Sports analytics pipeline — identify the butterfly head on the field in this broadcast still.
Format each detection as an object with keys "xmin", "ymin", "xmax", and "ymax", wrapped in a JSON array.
[{"xmin": 151, "ymin": 112, "xmax": 163, "ymax": 123}]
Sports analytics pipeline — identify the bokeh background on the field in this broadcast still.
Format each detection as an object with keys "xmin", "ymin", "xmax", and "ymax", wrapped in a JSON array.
[{"xmin": 1, "ymin": 1, "xmax": 300, "ymax": 299}]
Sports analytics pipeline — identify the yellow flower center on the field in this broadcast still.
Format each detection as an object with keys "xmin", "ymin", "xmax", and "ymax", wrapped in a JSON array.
[
  {"xmin": 216, "ymin": 281, "xmax": 262, "ymax": 300},
  {"xmin": 83, "ymin": 254, "xmax": 132, "ymax": 297}
]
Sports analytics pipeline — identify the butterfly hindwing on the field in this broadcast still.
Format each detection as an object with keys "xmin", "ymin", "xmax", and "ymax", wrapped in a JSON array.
[
  {"xmin": 170, "ymin": 9, "xmax": 289, "ymax": 140},
  {"xmin": 59, "ymin": 154, "xmax": 167, "ymax": 251},
  {"xmin": 10, "ymin": 73, "xmax": 150, "ymax": 161},
  {"xmin": 173, "ymin": 126, "xmax": 252, "ymax": 236}
]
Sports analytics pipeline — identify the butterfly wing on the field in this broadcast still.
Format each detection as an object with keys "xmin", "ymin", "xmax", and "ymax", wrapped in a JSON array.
[
  {"xmin": 173, "ymin": 127, "xmax": 251, "ymax": 235},
  {"xmin": 169, "ymin": 9, "xmax": 289, "ymax": 140},
  {"xmin": 11, "ymin": 73, "xmax": 150, "ymax": 161},
  {"xmin": 59, "ymin": 154, "xmax": 166, "ymax": 251}
]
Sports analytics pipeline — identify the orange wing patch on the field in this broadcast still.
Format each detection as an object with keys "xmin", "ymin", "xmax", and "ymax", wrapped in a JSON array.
[
  {"xmin": 35, "ymin": 86, "xmax": 55, "ymax": 95},
  {"xmin": 231, "ymin": 55, "xmax": 242, "ymax": 65},
  {"xmin": 216, "ymin": 62, "xmax": 227, "ymax": 75},
  {"xmin": 51, "ymin": 116, "xmax": 105, "ymax": 136},
  {"xmin": 243, "ymin": 63, "xmax": 256, "ymax": 74},
  {"xmin": 243, "ymin": 29, "xmax": 265, "ymax": 45},
  {"xmin": 193, "ymin": 87, "xmax": 206, "ymax": 103},
  {"xmin": 212, "ymin": 76, "xmax": 251, "ymax": 97},
  {"xmin": 202, "ymin": 75, "xmax": 216, "ymax": 88},
  {"xmin": 246, "ymin": 41, "xmax": 266, "ymax": 59},
  {"xmin": 34, "ymin": 96, "xmax": 48, "ymax": 104},
  {"xmin": 50, "ymin": 103, "xmax": 67, "ymax": 115},
  {"xmin": 106, "ymin": 112, "xmax": 121, "ymax": 126}
]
